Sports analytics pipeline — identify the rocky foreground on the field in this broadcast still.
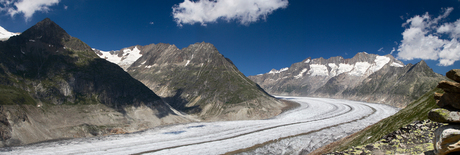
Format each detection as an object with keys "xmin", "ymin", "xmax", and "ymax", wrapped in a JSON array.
[
  {"xmin": 324, "ymin": 120, "xmax": 442, "ymax": 155},
  {"xmin": 427, "ymin": 69, "xmax": 460, "ymax": 155},
  {"xmin": 319, "ymin": 69, "xmax": 460, "ymax": 155}
]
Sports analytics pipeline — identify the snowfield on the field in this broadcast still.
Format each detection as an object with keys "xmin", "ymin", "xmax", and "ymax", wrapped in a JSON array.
[{"xmin": 1, "ymin": 97, "xmax": 398, "ymax": 155}]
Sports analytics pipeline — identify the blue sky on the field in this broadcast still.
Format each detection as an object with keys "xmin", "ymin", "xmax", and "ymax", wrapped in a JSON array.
[{"xmin": 1, "ymin": 0, "xmax": 460, "ymax": 76}]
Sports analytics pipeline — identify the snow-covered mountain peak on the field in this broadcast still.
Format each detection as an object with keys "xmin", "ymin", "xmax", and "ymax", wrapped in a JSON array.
[
  {"xmin": 94, "ymin": 45, "xmax": 143, "ymax": 71},
  {"xmin": 0, "ymin": 26, "xmax": 19, "ymax": 41},
  {"xmin": 269, "ymin": 67, "xmax": 289, "ymax": 74},
  {"xmin": 248, "ymin": 52, "xmax": 444, "ymax": 108},
  {"xmin": 258, "ymin": 53, "xmax": 404, "ymax": 81}
]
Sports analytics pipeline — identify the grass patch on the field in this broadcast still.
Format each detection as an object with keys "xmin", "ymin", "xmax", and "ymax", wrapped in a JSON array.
[
  {"xmin": 0, "ymin": 84, "xmax": 36, "ymax": 105},
  {"xmin": 312, "ymin": 88, "xmax": 442, "ymax": 154}
]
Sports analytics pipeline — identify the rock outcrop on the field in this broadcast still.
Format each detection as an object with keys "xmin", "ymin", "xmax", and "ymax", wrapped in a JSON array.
[
  {"xmin": 248, "ymin": 53, "xmax": 447, "ymax": 108},
  {"xmin": 428, "ymin": 69, "xmax": 460, "ymax": 155},
  {"xmin": 321, "ymin": 120, "xmax": 441, "ymax": 155}
]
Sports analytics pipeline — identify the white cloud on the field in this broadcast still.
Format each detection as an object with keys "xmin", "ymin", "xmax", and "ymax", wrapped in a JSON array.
[
  {"xmin": 378, "ymin": 47, "xmax": 384, "ymax": 52},
  {"xmin": 150, "ymin": 21, "xmax": 154, "ymax": 25},
  {"xmin": 172, "ymin": 0, "xmax": 289, "ymax": 26},
  {"xmin": 64, "ymin": 5, "xmax": 67, "ymax": 10},
  {"xmin": 397, "ymin": 7, "xmax": 460, "ymax": 66},
  {"xmin": 390, "ymin": 47, "xmax": 395, "ymax": 55},
  {"xmin": 0, "ymin": 0, "xmax": 60, "ymax": 21}
]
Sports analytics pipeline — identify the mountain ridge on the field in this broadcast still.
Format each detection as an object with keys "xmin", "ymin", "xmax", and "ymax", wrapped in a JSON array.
[
  {"xmin": 248, "ymin": 52, "xmax": 446, "ymax": 107},
  {"xmin": 0, "ymin": 18, "xmax": 189, "ymax": 147},
  {"xmin": 96, "ymin": 42, "xmax": 286, "ymax": 121}
]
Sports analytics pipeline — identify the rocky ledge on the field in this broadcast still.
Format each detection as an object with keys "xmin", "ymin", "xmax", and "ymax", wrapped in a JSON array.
[{"xmin": 427, "ymin": 69, "xmax": 460, "ymax": 155}]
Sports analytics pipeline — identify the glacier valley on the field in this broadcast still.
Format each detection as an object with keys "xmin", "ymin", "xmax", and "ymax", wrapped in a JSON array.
[{"xmin": 1, "ymin": 97, "xmax": 398, "ymax": 155}]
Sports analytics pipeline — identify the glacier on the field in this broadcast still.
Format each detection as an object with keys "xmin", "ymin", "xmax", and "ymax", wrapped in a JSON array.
[{"xmin": 1, "ymin": 97, "xmax": 398, "ymax": 155}]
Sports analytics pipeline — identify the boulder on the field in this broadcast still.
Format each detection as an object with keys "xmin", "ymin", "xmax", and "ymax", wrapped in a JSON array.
[
  {"xmin": 437, "ymin": 81, "xmax": 460, "ymax": 94},
  {"xmin": 434, "ymin": 125, "xmax": 460, "ymax": 155},
  {"xmin": 429, "ymin": 108, "xmax": 460, "ymax": 123},
  {"xmin": 436, "ymin": 93, "xmax": 460, "ymax": 110},
  {"xmin": 434, "ymin": 92, "xmax": 443, "ymax": 100},
  {"xmin": 447, "ymin": 69, "xmax": 460, "ymax": 83}
]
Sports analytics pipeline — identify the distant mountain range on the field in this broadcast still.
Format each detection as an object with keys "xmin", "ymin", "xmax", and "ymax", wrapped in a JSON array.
[
  {"xmin": 0, "ymin": 18, "xmax": 191, "ymax": 147},
  {"xmin": 248, "ymin": 52, "xmax": 447, "ymax": 108},
  {"xmin": 95, "ymin": 42, "xmax": 284, "ymax": 121}
]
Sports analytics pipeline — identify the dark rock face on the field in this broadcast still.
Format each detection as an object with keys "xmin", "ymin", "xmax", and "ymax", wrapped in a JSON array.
[
  {"xmin": 446, "ymin": 69, "xmax": 460, "ymax": 83},
  {"xmin": 124, "ymin": 42, "xmax": 284, "ymax": 120},
  {"xmin": 0, "ymin": 18, "xmax": 188, "ymax": 147},
  {"xmin": 248, "ymin": 53, "xmax": 446, "ymax": 108}
]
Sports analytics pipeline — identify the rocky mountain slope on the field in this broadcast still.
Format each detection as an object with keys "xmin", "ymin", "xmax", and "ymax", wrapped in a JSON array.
[
  {"xmin": 96, "ymin": 42, "xmax": 285, "ymax": 121},
  {"xmin": 0, "ymin": 18, "xmax": 190, "ymax": 147},
  {"xmin": 248, "ymin": 53, "xmax": 446, "ymax": 108},
  {"xmin": 310, "ymin": 87, "xmax": 444, "ymax": 155}
]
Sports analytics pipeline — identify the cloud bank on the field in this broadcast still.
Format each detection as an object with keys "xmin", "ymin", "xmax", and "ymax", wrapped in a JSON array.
[
  {"xmin": 172, "ymin": 0, "xmax": 289, "ymax": 26},
  {"xmin": 0, "ymin": 0, "xmax": 60, "ymax": 21},
  {"xmin": 397, "ymin": 7, "xmax": 460, "ymax": 66}
]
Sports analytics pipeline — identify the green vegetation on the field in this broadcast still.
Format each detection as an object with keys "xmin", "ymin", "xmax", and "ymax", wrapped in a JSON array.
[
  {"xmin": 0, "ymin": 85, "xmax": 36, "ymax": 105},
  {"xmin": 329, "ymin": 88, "xmax": 443, "ymax": 152}
]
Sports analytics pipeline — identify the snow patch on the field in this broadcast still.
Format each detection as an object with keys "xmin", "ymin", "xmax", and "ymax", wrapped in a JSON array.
[
  {"xmin": 348, "ymin": 62, "xmax": 371, "ymax": 76},
  {"xmin": 390, "ymin": 62, "xmax": 404, "ymax": 67},
  {"xmin": 370, "ymin": 56, "xmax": 390, "ymax": 72},
  {"xmin": 307, "ymin": 64, "xmax": 328, "ymax": 76},
  {"xmin": 337, "ymin": 63, "xmax": 353, "ymax": 75},
  {"xmin": 304, "ymin": 59, "xmax": 310, "ymax": 63},
  {"xmin": 120, "ymin": 46, "xmax": 142, "ymax": 66},
  {"xmin": 185, "ymin": 60, "xmax": 191, "ymax": 66},
  {"xmin": 346, "ymin": 56, "xmax": 390, "ymax": 76},
  {"xmin": 294, "ymin": 68, "xmax": 308, "ymax": 79},
  {"xmin": 280, "ymin": 67, "xmax": 289, "ymax": 72},
  {"xmin": 269, "ymin": 67, "xmax": 289, "ymax": 74},
  {"xmin": 0, "ymin": 26, "xmax": 18, "ymax": 40},
  {"xmin": 97, "ymin": 46, "xmax": 143, "ymax": 69},
  {"xmin": 328, "ymin": 63, "xmax": 338, "ymax": 77}
]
